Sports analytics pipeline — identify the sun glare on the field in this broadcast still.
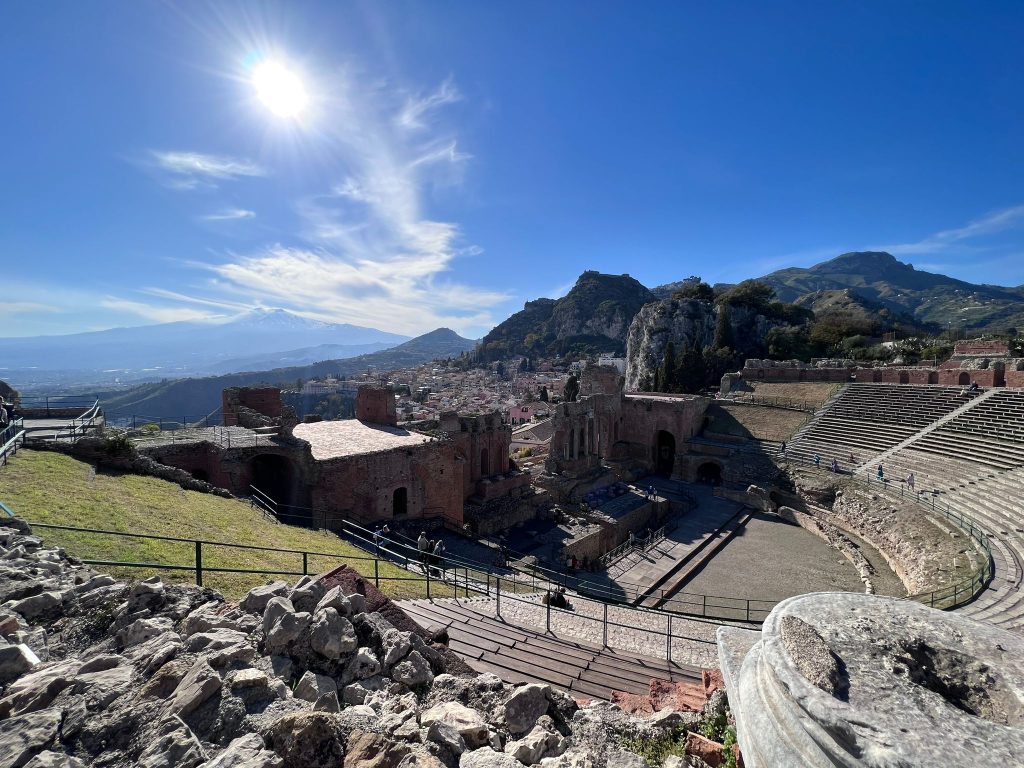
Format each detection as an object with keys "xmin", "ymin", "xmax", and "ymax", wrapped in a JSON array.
[{"xmin": 252, "ymin": 60, "xmax": 308, "ymax": 118}]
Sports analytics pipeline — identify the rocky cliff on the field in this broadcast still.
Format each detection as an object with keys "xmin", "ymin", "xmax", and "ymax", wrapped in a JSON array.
[
  {"xmin": 624, "ymin": 299, "xmax": 783, "ymax": 391},
  {"xmin": 479, "ymin": 272, "xmax": 656, "ymax": 361}
]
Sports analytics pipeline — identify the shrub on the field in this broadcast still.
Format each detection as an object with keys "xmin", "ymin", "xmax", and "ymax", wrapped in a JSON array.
[{"xmin": 620, "ymin": 729, "xmax": 687, "ymax": 764}]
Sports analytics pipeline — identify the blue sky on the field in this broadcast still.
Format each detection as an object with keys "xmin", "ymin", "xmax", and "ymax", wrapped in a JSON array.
[{"xmin": 2, "ymin": 1, "xmax": 1023, "ymax": 338}]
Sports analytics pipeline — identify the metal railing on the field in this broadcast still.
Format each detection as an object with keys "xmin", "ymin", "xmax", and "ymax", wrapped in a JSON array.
[
  {"xmin": 248, "ymin": 485, "xmax": 778, "ymax": 623},
  {"xmin": 23, "ymin": 400, "xmax": 104, "ymax": 443},
  {"xmin": 17, "ymin": 518, "xmax": 749, "ymax": 660},
  {"xmin": 725, "ymin": 393, "xmax": 820, "ymax": 413},
  {"xmin": 793, "ymin": 456, "xmax": 995, "ymax": 611},
  {"xmin": 1, "ymin": 419, "xmax": 25, "ymax": 465}
]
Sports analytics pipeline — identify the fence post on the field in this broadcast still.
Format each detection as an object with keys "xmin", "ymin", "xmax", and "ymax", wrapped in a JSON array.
[
  {"xmin": 426, "ymin": 565, "xmax": 431, "ymax": 600},
  {"xmin": 667, "ymin": 614, "xmax": 672, "ymax": 661},
  {"xmin": 195, "ymin": 541, "xmax": 203, "ymax": 586},
  {"xmin": 603, "ymin": 602, "xmax": 608, "ymax": 647},
  {"xmin": 546, "ymin": 597, "xmax": 551, "ymax": 633},
  {"xmin": 302, "ymin": 552, "xmax": 308, "ymax": 576},
  {"xmin": 374, "ymin": 558, "xmax": 379, "ymax": 588},
  {"xmin": 745, "ymin": 600, "xmax": 750, "ymax": 623},
  {"xmin": 496, "ymin": 576, "xmax": 501, "ymax": 619}
]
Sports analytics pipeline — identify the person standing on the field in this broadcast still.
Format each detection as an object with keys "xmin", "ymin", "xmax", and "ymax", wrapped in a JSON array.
[
  {"xmin": 417, "ymin": 531, "xmax": 430, "ymax": 569},
  {"xmin": 813, "ymin": 453, "xmax": 821, "ymax": 468},
  {"xmin": 907, "ymin": 472, "xmax": 916, "ymax": 492},
  {"xmin": 431, "ymin": 539, "xmax": 445, "ymax": 578},
  {"xmin": 877, "ymin": 464, "xmax": 885, "ymax": 482}
]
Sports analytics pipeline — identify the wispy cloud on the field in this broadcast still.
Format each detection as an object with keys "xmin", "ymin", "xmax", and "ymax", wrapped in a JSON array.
[
  {"xmin": 99, "ymin": 297, "xmax": 221, "ymax": 324},
  {"xmin": 192, "ymin": 70, "xmax": 503, "ymax": 336},
  {"xmin": 201, "ymin": 208, "xmax": 256, "ymax": 221},
  {"xmin": 397, "ymin": 78, "xmax": 461, "ymax": 130},
  {"xmin": 0, "ymin": 302, "xmax": 63, "ymax": 317},
  {"xmin": 875, "ymin": 203, "xmax": 1024, "ymax": 256},
  {"xmin": 148, "ymin": 151, "xmax": 266, "ymax": 190}
]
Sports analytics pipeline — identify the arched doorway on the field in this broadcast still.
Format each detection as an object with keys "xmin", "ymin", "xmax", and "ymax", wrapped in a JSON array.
[
  {"xmin": 958, "ymin": 371, "xmax": 971, "ymax": 385},
  {"xmin": 898, "ymin": 371, "xmax": 910, "ymax": 384},
  {"xmin": 480, "ymin": 448, "xmax": 489, "ymax": 476},
  {"xmin": 697, "ymin": 461, "xmax": 723, "ymax": 485},
  {"xmin": 249, "ymin": 454, "xmax": 306, "ymax": 522},
  {"xmin": 655, "ymin": 430, "xmax": 675, "ymax": 476},
  {"xmin": 994, "ymin": 362, "xmax": 1006, "ymax": 387},
  {"xmin": 190, "ymin": 468, "xmax": 209, "ymax": 483},
  {"xmin": 393, "ymin": 487, "xmax": 408, "ymax": 517}
]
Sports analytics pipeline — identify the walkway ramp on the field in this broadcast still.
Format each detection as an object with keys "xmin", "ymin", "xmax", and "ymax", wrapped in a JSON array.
[{"xmin": 399, "ymin": 597, "xmax": 701, "ymax": 701}]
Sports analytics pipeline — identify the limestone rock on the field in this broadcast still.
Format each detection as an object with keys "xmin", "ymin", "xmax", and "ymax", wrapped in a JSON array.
[
  {"xmin": 23, "ymin": 751, "xmax": 88, "ymax": 768},
  {"xmin": 169, "ymin": 658, "xmax": 222, "ymax": 715},
  {"xmin": 505, "ymin": 721, "xmax": 566, "ymax": 765},
  {"xmin": 392, "ymin": 650, "xmax": 433, "ymax": 688},
  {"xmin": 127, "ymin": 576, "xmax": 165, "ymax": 612},
  {"xmin": 421, "ymin": 702, "xmax": 489, "ymax": 749},
  {"xmin": 264, "ymin": 611, "xmax": 311, "ymax": 655},
  {"xmin": 294, "ymin": 671, "xmax": 337, "ymax": 703},
  {"xmin": 265, "ymin": 712, "xmax": 347, "ymax": 768},
  {"xmin": 314, "ymin": 586, "xmax": 352, "ymax": 618},
  {"xmin": 7, "ymin": 592, "xmax": 62, "ymax": 622},
  {"xmin": 202, "ymin": 733, "xmax": 283, "ymax": 768},
  {"xmin": 344, "ymin": 646, "xmax": 381, "ymax": 682},
  {"xmin": 313, "ymin": 691, "xmax": 341, "ymax": 712},
  {"xmin": 241, "ymin": 582, "xmax": 289, "ymax": 615},
  {"xmin": 309, "ymin": 608, "xmax": 357, "ymax": 660},
  {"xmin": 261, "ymin": 597, "xmax": 295, "ymax": 635},
  {"xmin": 343, "ymin": 729, "xmax": 412, "ymax": 767},
  {"xmin": 458, "ymin": 747, "xmax": 522, "ymax": 768},
  {"xmin": 502, "ymin": 683, "xmax": 550, "ymax": 735},
  {"xmin": 426, "ymin": 719, "xmax": 466, "ymax": 755},
  {"xmin": 0, "ymin": 707, "xmax": 62, "ymax": 768},
  {"xmin": 138, "ymin": 715, "xmax": 208, "ymax": 768},
  {"xmin": 602, "ymin": 747, "xmax": 649, "ymax": 768},
  {"xmin": 0, "ymin": 642, "xmax": 39, "ymax": 685}
]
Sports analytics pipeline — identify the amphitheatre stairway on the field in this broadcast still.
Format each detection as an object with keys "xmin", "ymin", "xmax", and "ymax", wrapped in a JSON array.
[
  {"xmin": 787, "ymin": 382, "xmax": 1024, "ymax": 631},
  {"xmin": 398, "ymin": 597, "xmax": 702, "ymax": 700}
]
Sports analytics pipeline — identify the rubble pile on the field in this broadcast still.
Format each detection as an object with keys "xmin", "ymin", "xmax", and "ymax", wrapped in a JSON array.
[{"xmin": 0, "ymin": 517, "xmax": 734, "ymax": 767}]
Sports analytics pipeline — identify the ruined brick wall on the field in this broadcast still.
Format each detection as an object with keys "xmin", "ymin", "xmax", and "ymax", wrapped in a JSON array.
[
  {"xmin": 356, "ymin": 386, "xmax": 397, "ymax": 426},
  {"xmin": 545, "ymin": 392, "xmax": 708, "ymax": 476},
  {"xmin": 223, "ymin": 387, "xmax": 283, "ymax": 426},
  {"xmin": 310, "ymin": 441, "xmax": 462, "ymax": 527}
]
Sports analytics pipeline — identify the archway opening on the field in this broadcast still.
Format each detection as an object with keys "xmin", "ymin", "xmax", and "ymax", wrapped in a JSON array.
[
  {"xmin": 898, "ymin": 371, "xmax": 910, "ymax": 384},
  {"xmin": 393, "ymin": 487, "xmax": 408, "ymax": 517},
  {"xmin": 697, "ymin": 461, "xmax": 723, "ymax": 485},
  {"xmin": 249, "ymin": 454, "xmax": 307, "ymax": 522},
  {"xmin": 958, "ymin": 371, "xmax": 971, "ymax": 385},
  {"xmin": 655, "ymin": 430, "xmax": 676, "ymax": 477},
  {"xmin": 190, "ymin": 468, "xmax": 209, "ymax": 483},
  {"xmin": 994, "ymin": 362, "xmax": 1006, "ymax": 387},
  {"xmin": 480, "ymin": 447, "xmax": 490, "ymax": 476},
  {"xmin": 928, "ymin": 371, "xmax": 938, "ymax": 384}
]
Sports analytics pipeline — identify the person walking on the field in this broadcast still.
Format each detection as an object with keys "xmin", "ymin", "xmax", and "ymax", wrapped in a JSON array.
[
  {"xmin": 831, "ymin": 458, "xmax": 839, "ymax": 473},
  {"xmin": 431, "ymin": 539, "xmax": 445, "ymax": 578},
  {"xmin": 907, "ymin": 472, "xmax": 916, "ymax": 492},
  {"xmin": 417, "ymin": 531, "xmax": 430, "ymax": 569},
  {"xmin": 877, "ymin": 464, "xmax": 885, "ymax": 482},
  {"xmin": 813, "ymin": 453, "xmax": 821, "ymax": 468}
]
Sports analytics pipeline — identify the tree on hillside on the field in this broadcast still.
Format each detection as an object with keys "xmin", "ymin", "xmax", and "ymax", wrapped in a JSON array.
[
  {"xmin": 672, "ymin": 277, "xmax": 715, "ymax": 303},
  {"xmin": 564, "ymin": 374, "xmax": 580, "ymax": 402},
  {"xmin": 539, "ymin": 386, "xmax": 549, "ymax": 402},
  {"xmin": 714, "ymin": 304, "xmax": 734, "ymax": 349},
  {"xmin": 717, "ymin": 280, "xmax": 776, "ymax": 312},
  {"xmin": 656, "ymin": 342, "xmax": 677, "ymax": 392},
  {"xmin": 674, "ymin": 342, "xmax": 706, "ymax": 394}
]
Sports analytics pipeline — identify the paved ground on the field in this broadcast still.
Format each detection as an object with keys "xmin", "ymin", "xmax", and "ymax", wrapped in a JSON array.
[
  {"xmin": 293, "ymin": 420, "xmax": 430, "ymax": 460},
  {"xmin": 581, "ymin": 485, "xmax": 743, "ymax": 601},
  {"xmin": 682, "ymin": 511, "xmax": 902, "ymax": 601},
  {"xmin": 130, "ymin": 426, "xmax": 276, "ymax": 449}
]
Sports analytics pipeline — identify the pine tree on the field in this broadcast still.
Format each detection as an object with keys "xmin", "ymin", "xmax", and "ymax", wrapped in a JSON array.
[
  {"xmin": 714, "ymin": 304, "xmax": 734, "ymax": 350},
  {"xmin": 539, "ymin": 386, "xmax": 549, "ymax": 402},
  {"xmin": 658, "ymin": 342, "xmax": 677, "ymax": 392}
]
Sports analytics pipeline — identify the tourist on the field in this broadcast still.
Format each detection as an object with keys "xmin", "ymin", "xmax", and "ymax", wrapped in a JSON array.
[
  {"xmin": 877, "ymin": 464, "xmax": 885, "ymax": 482},
  {"xmin": 907, "ymin": 473, "xmax": 916, "ymax": 492},
  {"xmin": 431, "ymin": 539, "xmax": 445, "ymax": 578},
  {"xmin": 831, "ymin": 458, "xmax": 839, "ymax": 473},
  {"xmin": 813, "ymin": 453, "xmax": 821, "ymax": 468},
  {"xmin": 570, "ymin": 554, "xmax": 579, "ymax": 571},
  {"xmin": 970, "ymin": 381, "xmax": 980, "ymax": 393},
  {"xmin": 581, "ymin": 555, "xmax": 590, "ymax": 571},
  {"xmin": 417, "ymin": 531, "xmax": 430, "ymax": 568},
  {"xmin": 780, "ymin": 440, "xmax": 787, "ymax": 455},
  {"xmin": 0, "ymin": 399, "xmax": 8, "ymax": 429},
  {"xmin": 647, "ymin": 484, "xmax": 656, "ymax": 499}
]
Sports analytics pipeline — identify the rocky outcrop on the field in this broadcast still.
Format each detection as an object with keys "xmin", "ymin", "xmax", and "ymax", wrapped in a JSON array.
[
  {"xmin": 0, "ymin": 518, "xmax": 732, "ymax": 768},
  {"xmin": 625, "ymin": 299, "xmax": 784, "ymax": 391}
]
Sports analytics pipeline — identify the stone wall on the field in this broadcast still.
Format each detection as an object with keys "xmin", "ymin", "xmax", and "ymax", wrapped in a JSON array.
[
  {"xmin": 355, "ymin": 385, "xmax": 397, "ymax": 426},
  {"xmin": 741, "ymin": 357, "xmax": 1024, "ymax": 388},
  {"xmin": 223, "ymin": 387, "xmax": 283, "ymax": 426}
]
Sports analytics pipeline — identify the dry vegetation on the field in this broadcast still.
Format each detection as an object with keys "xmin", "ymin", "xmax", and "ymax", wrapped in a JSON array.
[
  {"xmin": 706, "ymin": 402, "xmax": 809, "ymax": 442},
  {"xmin": 746, "ymin": 381, "xmax": 841, "ymax": 407}
]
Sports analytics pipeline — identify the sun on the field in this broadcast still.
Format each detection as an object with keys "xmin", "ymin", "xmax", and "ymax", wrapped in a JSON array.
[{"xmin": 252, "ymin": 60, "xmax": 308, "ymax": 118}]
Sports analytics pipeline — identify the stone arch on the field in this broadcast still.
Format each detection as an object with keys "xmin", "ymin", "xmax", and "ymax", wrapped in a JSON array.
[
  {"xmin": 958, "ymin": 371, "xmax": 971, "ymax": 385},
  {"xmin": 578, "ymin": 428, "xmax": 586, "ymax": 457},
  {"xmin": 480, "ymin": 447, "xmax": 490, "ymax": 476},
  {"xmin": 393, "ymin": 487, "xmax": 408, "ymax": 517},
  {"xmin": 994, "ymin": 361, "xmax": 1006, "ymax": 387},
  {"xmin": 249, "ymin": 454, "xmax": 306, "ymax": 520},
  {"xmin": 898, "ymin": 371, "xmax": 910, "ymax": 384},
  {"xmin": 697, "ymin": 461, "xmax": 723, "ymax": 485},
  {"xmin": 654, "ymin": 430, "xmax": 676, "ymax": 476},
  {"xmin": 928, "ymin": 371, "xmax": 938, "ymax": 384},
  {"xmin": 567, "ymin": 429, "xmax": 575, "ymax": 459}
]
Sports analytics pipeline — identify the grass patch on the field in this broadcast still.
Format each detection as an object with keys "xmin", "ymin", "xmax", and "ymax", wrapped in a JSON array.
[
  {"xmin": 0, "ymin": 450, "xmax": 448, "ymax": 601},
  {"xmin": 620, "ymin": 729, "xmax": 688, "ymax": 764}
]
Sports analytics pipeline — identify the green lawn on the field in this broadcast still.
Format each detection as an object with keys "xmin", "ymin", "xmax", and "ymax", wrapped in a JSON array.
[{"xmin": 0, "ymin": 450, "xmax": 450, "ymax": 600}]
